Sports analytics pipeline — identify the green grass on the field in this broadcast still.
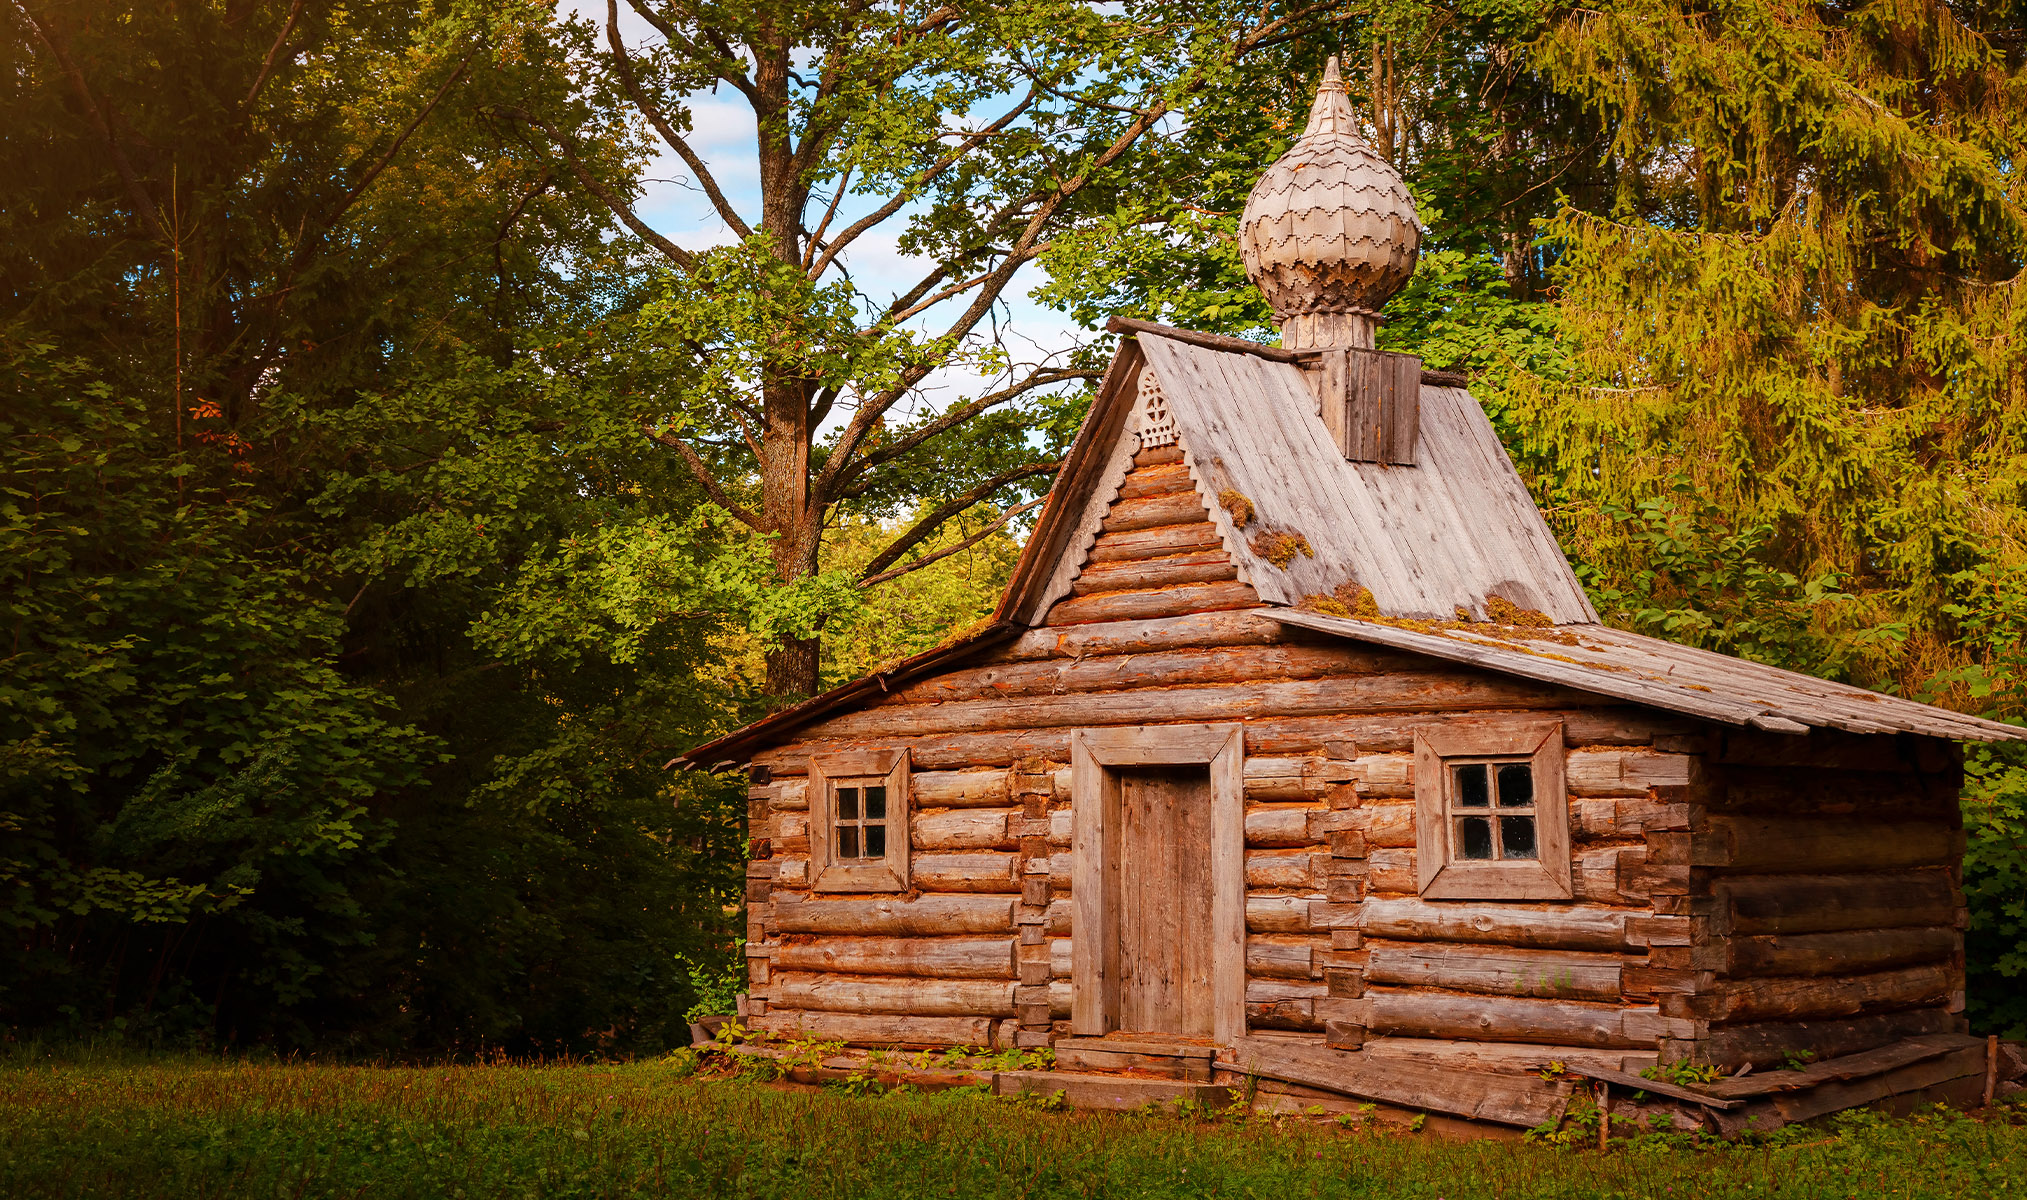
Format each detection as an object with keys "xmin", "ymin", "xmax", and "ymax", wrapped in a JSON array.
[{"xmin": 0, "ymin": 1057, "xmax": 2022, "ymax": 1198}]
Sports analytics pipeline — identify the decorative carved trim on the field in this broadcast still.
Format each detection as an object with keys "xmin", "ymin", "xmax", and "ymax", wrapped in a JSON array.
[{"xmin": 1135, "ymin": 370, "xmax": 1179, "ymax": 451}]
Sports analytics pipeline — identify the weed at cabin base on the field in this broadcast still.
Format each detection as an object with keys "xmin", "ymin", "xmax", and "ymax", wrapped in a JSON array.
[{"xmin": 0, "ymin": 1059, "xmax": 2021, "ymax": 1199}]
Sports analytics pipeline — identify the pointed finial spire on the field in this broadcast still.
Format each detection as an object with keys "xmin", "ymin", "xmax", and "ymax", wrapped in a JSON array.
[
  {"xmin": 1237, "ymin": 57, "xmax": 1423, "ymax": 350},
  {"xmin": 1303, "ymin": 56, "xmax": 1357, "ymax": 137}
]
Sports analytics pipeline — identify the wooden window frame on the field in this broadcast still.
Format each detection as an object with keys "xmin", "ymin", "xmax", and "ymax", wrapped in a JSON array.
[
  {"xmin": 1069, "ymin": 724, "xmax": 1246, "ymax": 1044},
  {"xmin": 1413, "ymin": 720, "xmax": 1570, "ymax": 900},
  {"xmin": 809, "ymin": 748, "xmax": 910, "ymax": 893}
]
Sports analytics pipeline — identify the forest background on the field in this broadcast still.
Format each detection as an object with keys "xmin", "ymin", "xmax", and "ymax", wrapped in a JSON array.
[{"xmin": 3, "ymin": 0, "xmax": 2024, "ymax": 1057}]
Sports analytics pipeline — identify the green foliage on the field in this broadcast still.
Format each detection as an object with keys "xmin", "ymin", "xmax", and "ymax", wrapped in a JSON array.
[{"xmin": 1963, "ymin": 744, "xmax": 2027, "ymax": 1037}]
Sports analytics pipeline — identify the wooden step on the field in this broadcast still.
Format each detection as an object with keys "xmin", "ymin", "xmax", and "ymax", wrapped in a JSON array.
[
  {"xmin": 1054, "ymin": 1037, "xmax": 1217, "ymax": 1081},
  {"xmin": 995, "ymin": 1070, "xmax": 1232, "ymax": 1111}
]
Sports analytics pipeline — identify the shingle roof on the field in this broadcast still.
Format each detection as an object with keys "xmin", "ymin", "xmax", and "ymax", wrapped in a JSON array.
[{"xmin": 673, "ymin": 321, "xmax": 2023, "ymax": 767}]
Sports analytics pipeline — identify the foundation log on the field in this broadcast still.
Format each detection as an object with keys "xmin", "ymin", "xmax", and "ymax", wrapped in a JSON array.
[
  {"xmin": 1365, "ymin": 993, "xmax": 1666, "ymax": 1048},
  {"xmin": 1694, "ymin": 964, "xmax": 1955, "ymax": 1023},
  {"xmin": 749, "ymin": 1011, "xmax": 1000, "ymax": 1049}
]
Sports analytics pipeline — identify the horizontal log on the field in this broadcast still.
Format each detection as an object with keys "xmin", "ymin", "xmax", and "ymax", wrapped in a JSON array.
[
  {"xmin": 1051, "ymin": 979, "xmax": 1071, "ymax": 1018},
  {"xmin": 1366, "ymin": 992, "xmax": 1663, "ymax": 1048},
  {"xmin": 911, "ymin": 809, "xmax": 1013, "ymax": 851},
  {"xmin": 1346, "ymin": 804, "xmax": 1417, "ymax": 848},
  {"xmin": 1248, "ymin": 979, "xmax": 1328, "ymax": 1003},
  {"xmin": 1071, "ymin": 553, "xmax": 1237, "ymax": 597},
  {"xmin": 1696, "ymin": 964, "xmax": 1954, "ymax": 1024},
  {"xmin": 913, "ymin": 852, "xmax": 1019, "ymax": 893},
  {"xmin": 996, "ymin": 609, "xmax": 1286, "ymax": 662},
  {"xmin": 1727, "ymin": 927, "xmax": 1958, "ymax": 978},
  {"xmin": 773, "ymin": 937, "xmax": 1016, "ymax": 979},
  {"xmin": 756, "ymin": 707, "xmax": 1660, "ymax": 775},
  {"xmin": 912, "ymin": 771, "xmax": 1010, "ymax": 808},
  {"xmin": 1247, "ymin": 936, "xmax": 1321, "ymax": 980},
  {"xmin": 1246, "ymin": 1000, "xmax": 1320, "ymax": 1031},
  {"xmin": 1132, "ymin": 444, "xmax": 1185, "ymax": 468},
  {"xmin": 1691, "ymin": 1007, "xmax": 1958, "ymax": 1071},
  {"xmin": 772, "ymin": 973, "xmax": 1016, "ymax": 1017},
  {"xmin": 1247, "ymin": 895, "xmax": 1311, "ymax": 933},
  {"xmin": 1719, "ymin": 872, "xmax": 1958, "ymax": 935},
  {"xmin": 1245, "ymin": 807, "xmax": 1318, "ymax": 848},
  {"xmin": 1049, "ymin": 937, "xmax": 1071, "ymax": 978},
  {"xmin": 1361, "ymin": 1038, "xmax": 1658, "ymax": 1078},
  {"xmin": 1246, "ymin": 753, "xmax": 1360, "ymax": 801},
  {"xmin": 1083, "ymin": 521, "xmax": 1223, "ymax": 564},
  {"xmin": 807, "ymin": 672, "xmax": 1579, "ymax": 742},
  {"xmin": 1565, "ymin": 750, "xmax": 1696, "ymax": 796},
  {"xmin": 749, "ymin": 1011, "xmax": 999, "ymax": 1049},
  {"xmin": 774, "ymin": 894, "xmax": 1014, "ymax": 935},
  {"xmin": 1366, "ymin": 848, "xmax": 1416, "ymax": 894},
  {"xmin": 1099, "ymin": 490, "xmax": 1212, "ymax": 534},
  {"xmin": 1044, "ymin": 581, "xmax": 1261, "ymax": 627},
  {"xmin": 1353, "ymin": 754, "xmax": 1414, "ymax": 798},
  {"xmin": 1362, "ymin": 897, "xmax": 1629, "ymax": 952},
  {"xmin": 1364, "ymin": 945, "xmax": 1623, "ymax": 1002},
  {"xmin": 1114, "ymin": 461, "xmax": 1193, "ymax": 500},
  {"xmin": 884, "ymin": 644, "xmax": 1390, "ymax": 707},
  {"xmin": 1694, "ymin": 817, "xmax": 1958, "ymax": 873},
  {"xmin": 1246, "ymin": 850, "xmax": 1316, "ymax": 889},
  {"xmin": 1045, "ymin": 898, "xmax": 1071, "ymax": 935}
]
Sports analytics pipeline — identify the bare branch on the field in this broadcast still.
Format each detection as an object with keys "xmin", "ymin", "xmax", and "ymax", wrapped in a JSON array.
[
  {"xmin": 802, "ymin": 157, "xmax": 855, "ymax": 271},
  {"xmin": 503, "ymin": 106, "xmax": 696, "ymax": 270},
  {"xmin": 845, "ymin": 366, "xmax": 1092, "ymax": 486},
  {"xmin": 606, "ymin": 0, "xmax": 752, "ymax": 239},
  {"xmin": 858, "ymin": 493, "xmax": 1048, "ymax": 588},
  {"xmin": 642, "ymin": 425, "xmax": 762, "ymax": 528},
  {"xmin": 624, "ymin": 0, "xmax": 760, "ymax": 105},
  {"xmin": 856, "ymin": 462, "xmax": 1060, "ymax": 581},
  {"xmin": 241, "ymin": 0, "xmax": 308, "ymax": 113}
]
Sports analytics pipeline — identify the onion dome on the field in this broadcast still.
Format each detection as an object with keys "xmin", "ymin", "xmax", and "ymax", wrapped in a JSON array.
[{"xmin": 1239, "ymin": 57, "xmax": 1423, "ymax": 349}]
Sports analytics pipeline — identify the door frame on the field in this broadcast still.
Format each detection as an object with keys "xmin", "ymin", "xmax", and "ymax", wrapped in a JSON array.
[{"xmin": 1069, "ymin": 723, "xmax": 1245, "ymax": 1043}]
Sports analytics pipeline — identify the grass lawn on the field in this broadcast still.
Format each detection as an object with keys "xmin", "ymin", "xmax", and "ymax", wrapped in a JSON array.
[{"xmin": 1, "ymin": 1056, "xmax": 2022, "ymax": 1199}]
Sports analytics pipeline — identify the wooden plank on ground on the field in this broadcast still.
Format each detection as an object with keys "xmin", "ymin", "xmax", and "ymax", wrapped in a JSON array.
[
  {"xmin": 1227, "ymin": 1034, "xmax": 1570, "ymax": 1127},
  {"xmin": 1564, "ymin": 1065, "xmax": 1741, "ymax": 1110},
  {"xmin": 1701, "ymin": 1033, "xmax": 1980, "ymax": 1099}
]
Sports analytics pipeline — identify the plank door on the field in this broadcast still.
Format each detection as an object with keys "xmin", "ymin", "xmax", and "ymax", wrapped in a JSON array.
[{"xmin": 1110, "ymin": 764, "xmax": 1216, "ymax": 1036}]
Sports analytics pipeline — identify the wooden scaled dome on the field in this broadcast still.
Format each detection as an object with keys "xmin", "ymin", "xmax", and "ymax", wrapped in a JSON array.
[{"xmin": 1239, "ymin": 58, "xmax": 1422, "ymax": 349}]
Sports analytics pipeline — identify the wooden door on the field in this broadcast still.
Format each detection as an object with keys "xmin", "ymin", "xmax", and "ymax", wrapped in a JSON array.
[{"xmin": 1110, "ymin": 764, "xmax": 1215, "ymax": 1036}]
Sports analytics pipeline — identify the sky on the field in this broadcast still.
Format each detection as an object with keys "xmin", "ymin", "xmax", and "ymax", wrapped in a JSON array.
[{"xmin": 563, "ymin": 2, "xmax": 1089, "ymax": 430}]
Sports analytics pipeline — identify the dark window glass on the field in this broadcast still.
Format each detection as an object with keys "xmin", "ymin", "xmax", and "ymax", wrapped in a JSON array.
[
  {"xmin": 1458, "ymin": 816, "xmax": 1493, "ymax": 859},
  {"xmin": 838, "ymin": 826, "xmax": 860, "ymax": 858},
  {"xmin": 866, "ymin": 825, "xmax": 886, "ymax": 857},
  {"xmin": 1501, "ymin": 815, "xmax": 1537, "ymax": 859},
  {"xmin": 865, "ymin": 786, "xmax": 887, "ymax": 820},
  {"xmin": 1454, "ymin": 764, "xmax": 1489, "ymax": 808},
  {"xmin": 837, "ymin": 787, "xmax": 858, "ymax": 820},
  {"xmin": 1497, "ymin": 764, "xmax": 1533, "ymax": 807}
]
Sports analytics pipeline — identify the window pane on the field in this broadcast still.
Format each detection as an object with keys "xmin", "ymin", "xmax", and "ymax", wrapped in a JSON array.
[
  {"xmin": 1501, "ymin": 815, "xmax": 1537, "ymax": 859},
  {"xmin": 1454, "ymin": 764, "xmax": 1489, "ymax": 808},
  {"xmin": 865, "ymin": 786, "xmax": 887, "ymax": 820},
  {"xmin": 1457, "ymin": 816, "xmax": 1493, "ymax": 859},
  {"xmin": 838, "ymin": 826, "xmax": 860, "ymax": 858},
  {"xmin": 837, "ymin": 787, "xmax": 858, "ymax": 820},
  {"xmin": 1497, "ymin": 764, "xmax": 1534, "ymax": 808},
  {"xmin": 866, "ymin": 825, "xmax": 886, "ymax": 857}
]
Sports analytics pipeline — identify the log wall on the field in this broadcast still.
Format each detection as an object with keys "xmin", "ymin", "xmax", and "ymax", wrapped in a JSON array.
[
  {"xmin": 1676, "ymin": 735, "xmax": 1967, "ymax": 1069},
  {"xmin": 737, "ymin": 449, "xmax": 1969, "ymax": 1068}
]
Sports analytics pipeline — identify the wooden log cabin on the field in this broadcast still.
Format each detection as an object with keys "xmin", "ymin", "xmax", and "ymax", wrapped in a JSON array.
[{"xmin": 676, "ymin": 60, "xmax": 2026, "ymax": 1127}]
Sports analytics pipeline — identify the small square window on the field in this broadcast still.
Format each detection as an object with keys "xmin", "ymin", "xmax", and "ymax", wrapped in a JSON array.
[
  {"xmin": 1414, "ymin": 721, "xmax": 1569, "ymax": 900},
  {"xmin": 809, "ymin": 749, "xmax": 910, "ymax": 893}
]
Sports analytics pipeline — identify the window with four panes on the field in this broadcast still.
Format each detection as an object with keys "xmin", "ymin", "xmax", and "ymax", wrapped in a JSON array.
[{"xmin": 1447, "ymin": 761, "xmax": 1537, "ymax": 862}]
